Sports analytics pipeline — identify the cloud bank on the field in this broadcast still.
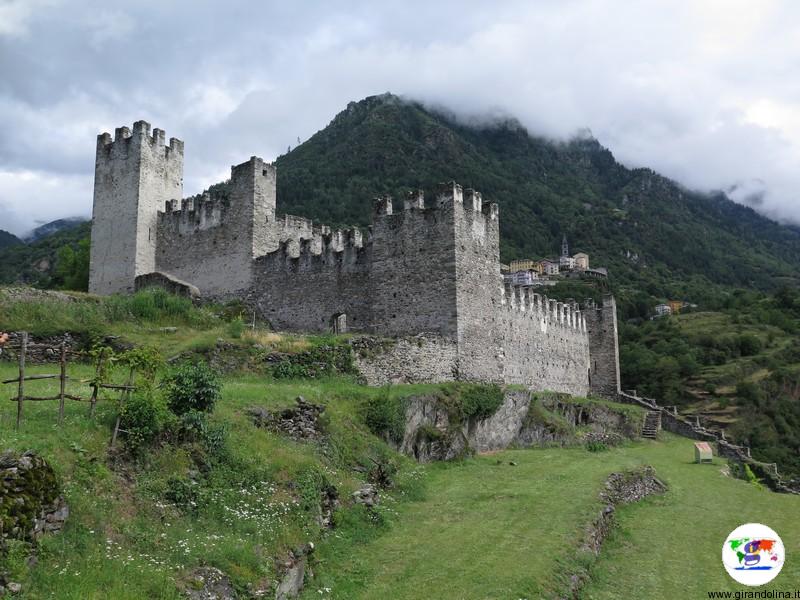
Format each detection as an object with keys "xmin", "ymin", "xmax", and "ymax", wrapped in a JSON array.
[{"xmin": 1, "ymin": 0, "xmax": 799, "ymax": 235}]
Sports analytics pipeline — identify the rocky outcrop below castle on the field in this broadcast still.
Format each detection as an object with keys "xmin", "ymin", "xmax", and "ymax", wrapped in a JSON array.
[{"xmin": 397, "ymin": 390, "xmax": 641, "ymax": 462}]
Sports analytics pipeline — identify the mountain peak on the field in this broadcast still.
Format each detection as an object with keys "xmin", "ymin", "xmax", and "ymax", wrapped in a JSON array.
[
  {"xmin": 273, "ymin": 95, "xmax": 800, "ymax": 296},
  {"xmin": 23, "ymin": 217, "xmax": 89, "ymax": 243}
]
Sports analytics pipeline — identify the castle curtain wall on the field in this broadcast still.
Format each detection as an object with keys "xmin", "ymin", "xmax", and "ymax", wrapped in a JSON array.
[{"xmin": 89, "ymin": 121, "xmax": 620, "ymax": 398}]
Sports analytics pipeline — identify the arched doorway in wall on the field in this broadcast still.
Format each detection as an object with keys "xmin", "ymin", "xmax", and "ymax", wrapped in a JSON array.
[{"xmin": 330, "ymin": 313, "xmax": 347, "ymax": 334}]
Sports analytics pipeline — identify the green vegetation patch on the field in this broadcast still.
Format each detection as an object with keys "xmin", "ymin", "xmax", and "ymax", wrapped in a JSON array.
[{"xmin": 0, "ymin": 287, "xmax": 218, "ymax": 339}]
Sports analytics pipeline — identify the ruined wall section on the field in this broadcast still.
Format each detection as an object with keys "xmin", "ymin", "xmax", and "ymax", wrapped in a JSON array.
[
  {"xmin": 89, "ymin": 121, "xmax": 183, "ymax": 295},
  {"xmin": 369, "ymin": 191, "xmax": 459, "ymax": 337},
  {"xmin": 155, "ymin": 157, "xmax": 275, "ymax": 297},
  {"xmin": 249, "ymin": 228, "xmax": 372, "ymax": 332},
  {"xmin": 352, "ymin": 334, "xmax": 459, "ymax": 385}
]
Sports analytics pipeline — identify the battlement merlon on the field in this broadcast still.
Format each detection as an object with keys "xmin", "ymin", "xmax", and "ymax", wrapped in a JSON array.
[
  {"xmin": 97, "ymin": 121, "xmax": 184, "ymax": 160},
  {"xmin": 405, "ymin": 190, "xmax": 424, "ymax": 210},
  {"xmin": 436, "ymin": 181, "xmax": 463, "ymax": 207},
  {"xmin": 373, "ymin": 195, "xmax": 393, "ymax": 216}
]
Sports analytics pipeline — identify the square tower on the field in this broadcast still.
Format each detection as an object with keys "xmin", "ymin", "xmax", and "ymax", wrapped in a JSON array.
[{"xmin": 89, "ymin": 121, "xmax": 183, "ymax": 295}]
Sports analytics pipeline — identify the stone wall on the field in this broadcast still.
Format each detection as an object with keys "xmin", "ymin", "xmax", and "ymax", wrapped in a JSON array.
[
  {"xmin": 369, "ymin": 191, "xmax": 459, "ymax": 337},
  {"xmin": 491, "ymin": 297, "xmax": 590, "ymax": 395},
  {"xmin": 0, "ymin": 451, "xmax": 68, "ymax": 542},
  {"xmin": 0, "ymin": 332, "xmax": 80, "ymax": 363},
  {"xmin": 585, "ymin": 295, "xmax": 621, "ymax": 398},
  {"xmin": 352, "ymin": 335, "xmax": 458, "ymax": 385},
  {"xmin": 249, "ymin": 232, "xmax": 372, "ymax": 333}
]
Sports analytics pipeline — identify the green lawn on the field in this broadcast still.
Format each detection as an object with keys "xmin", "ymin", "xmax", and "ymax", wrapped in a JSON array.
[
  {"xmin": 3, "ymin": 362, "xmax": 799, "ymax": 599},
  {"xmin": 306, "ymin": 435, "xmax": 800, "ymax": 599}
]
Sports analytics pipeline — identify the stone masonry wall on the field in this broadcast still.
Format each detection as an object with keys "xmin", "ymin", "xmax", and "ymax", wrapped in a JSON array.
[
  {"xmin": 585, "ymin": 295, "xmax": 621, "ymax": 398},
  {"xmin": 451, "ymin": 184, "xmax": 504, "ymax": 382},
  {"xmin": 352, "ymin": 335, "xmax": 459, "ymax": 385},
  {"xmin": 249, "ymin": 233, "xmax": 372, "ymax": 332},
  {"xmin": 368, "ymin": 192, "xmax": 459, "ymax": 337},
  {"xmin": 156, "ymin": 157, "xmax": 276, "ymax": 298},
  {"xmin": 494, "ymin": 299, "xmax": 590, "ymax": 395}
]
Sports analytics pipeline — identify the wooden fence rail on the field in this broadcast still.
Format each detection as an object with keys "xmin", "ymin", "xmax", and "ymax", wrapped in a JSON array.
[{"xmin": 3, "ymin": 332, "xmax": 136, "ymax": 442}]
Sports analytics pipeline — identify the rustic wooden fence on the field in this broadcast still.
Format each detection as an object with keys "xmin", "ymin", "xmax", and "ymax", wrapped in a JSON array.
[{"xmin": 2, "ymin": 332, "xmax": 136, "ymax": 444}]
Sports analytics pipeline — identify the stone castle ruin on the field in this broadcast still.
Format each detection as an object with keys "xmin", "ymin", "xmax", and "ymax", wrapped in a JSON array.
[{"xmin": 89, "ymin": 121, "xmax": 621, "ymax": 397}]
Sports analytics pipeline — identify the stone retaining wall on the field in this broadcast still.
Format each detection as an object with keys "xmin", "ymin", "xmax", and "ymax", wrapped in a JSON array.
[{"xmin": 615, "ymin": 391, "xmax": 800, "ymax": 495}]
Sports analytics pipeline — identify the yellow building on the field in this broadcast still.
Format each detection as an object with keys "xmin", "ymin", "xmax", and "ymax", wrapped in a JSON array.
[
  {"xmin": 573, "ymin": 252, "xmax": 589, "ymax": 271},
  {"xmin": 509, "ymin": 259, "xmax": 538, "ymax": 273},
  {"xmin": 668, "ymin": 300, "xmax": 683, "ymax": 314}
]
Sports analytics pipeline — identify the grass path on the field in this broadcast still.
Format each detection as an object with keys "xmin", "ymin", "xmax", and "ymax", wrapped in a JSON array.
[
  {"xmin": 307, "ymin": 435, "xmax": 800, "ymax": 599},
  {"xmin": 584, "ymin": 437, "xmax": 800, "ymax": 598}
]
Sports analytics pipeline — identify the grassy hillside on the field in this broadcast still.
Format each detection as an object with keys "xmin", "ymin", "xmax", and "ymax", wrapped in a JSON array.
[
  {"xmin": 0, "ymin": 363, "xmax": 430, "ymax": 598},
  {"xmin": 3, "ymin": 365, "xmax": 797, "ymax": 598},
  {"xmin": 1, "ymin": 289, "xmax": 798, "ymax": 598}
]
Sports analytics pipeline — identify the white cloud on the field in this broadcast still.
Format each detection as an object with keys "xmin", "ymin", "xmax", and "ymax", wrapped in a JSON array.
[
  {"xmin": 0, "ymin": 0, "xmax": 58, "ymax": 37},
  {"xmin": 0, "ymin": 169, "xmax": 92, "ymax": 236},
  {"xmin": 0, "ymin": 0, "xmax": 799, "ymax": 235}
]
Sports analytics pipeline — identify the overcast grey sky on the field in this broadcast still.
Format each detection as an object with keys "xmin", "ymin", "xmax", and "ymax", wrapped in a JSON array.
[{"xmin": 1, "ymin": 0, "xmax": 799, "ymax": 236}]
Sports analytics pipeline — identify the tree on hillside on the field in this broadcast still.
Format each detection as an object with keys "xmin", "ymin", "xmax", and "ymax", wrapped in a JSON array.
[{"xmin": 54, "ymin": 238, "xmax": 90, "ymax": 291}]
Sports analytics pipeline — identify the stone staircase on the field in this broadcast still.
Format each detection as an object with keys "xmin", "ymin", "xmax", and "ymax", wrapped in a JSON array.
[{"xmin": 642, "ymin": 411, "xmax": 661, "ymax": 439}]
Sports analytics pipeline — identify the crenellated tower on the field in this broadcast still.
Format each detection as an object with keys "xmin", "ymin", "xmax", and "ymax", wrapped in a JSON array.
[
  {"xmin": 89, "ymin": 121, "xmax": 183, "ymax": 295},
  {"xmin": 584, "ymin": 294, "xmax": 622, "ymax": 398},
  {"xmin": 154, "ymin": 156, "xmax": 276, "ymax": 297}
]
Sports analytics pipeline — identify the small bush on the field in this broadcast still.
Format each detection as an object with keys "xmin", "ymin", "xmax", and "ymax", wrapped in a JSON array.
[
  {"xmin": 120, "ymin": 393, "xmax": 168, "ymax": 454},
  {"xmin": 227, "ymin": 317, "xmax": 245, "ymax": 339},
  {"xmin": 364, "ymin": 390, "xmax": 406, "ymax": 443},
  {"xmin": 165, "ymin": 361, "xmax": 221, "ymax": 415},
  {"xmin": 738, "ymin": 334, "xmax": 763, "ymax": 357},
  {"xmin": 460, "ymin": 384, "xmax": 504, "ymax": 420},
  {"xmin": 269, "ymin": 344, "xmax": 356, "ymax": 379},
  {"xmin": 586, "ymin": 441, "xmax": 609, "ymax": 452},
  {"xmin": 272, "ymin": 361, "xmax": 310, "ymax": 379},
  {"xmin": 743, "ymin": 464, "xmax": 765, "ymax": 491},
  {"xmin": 164, "ymin": 476, "xmax": 200, "ymax": 512},
  {"xmin": 174, "ymin": 410, "xmax": 229, "ymax": 464}
]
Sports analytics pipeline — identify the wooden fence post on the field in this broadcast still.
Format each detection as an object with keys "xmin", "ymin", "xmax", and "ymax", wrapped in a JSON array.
[
  {"xmin": 58, "ymin": 340, "xmax": 67, "ymax": 425},
  {"xmin": 110, "ymin": 368, "xmax": 135, "ymax": 447},
  {"xmin": 88, "ymin": 347, "xmax": 106, "ymax": 418},
  {"xmin": 15, "ymin": 332, "xmax": 27, "ymax": 430}
]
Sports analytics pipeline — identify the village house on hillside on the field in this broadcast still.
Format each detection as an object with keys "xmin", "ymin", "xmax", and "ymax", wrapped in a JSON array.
[{"xmin": 502, "ymin": 235, "xmax": 606, "ymax": 286}]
